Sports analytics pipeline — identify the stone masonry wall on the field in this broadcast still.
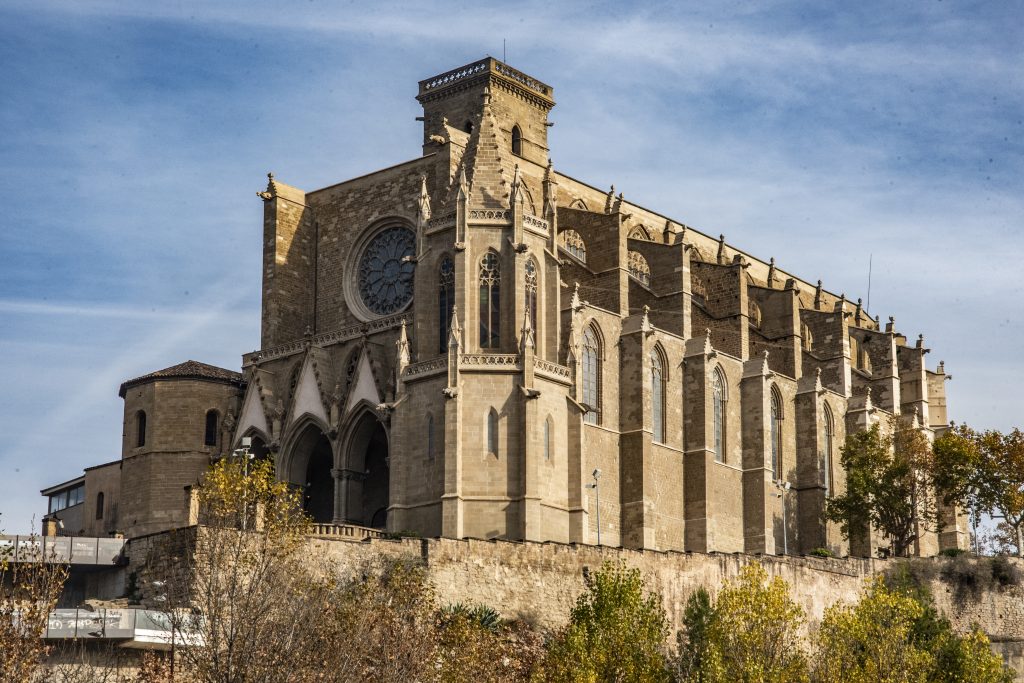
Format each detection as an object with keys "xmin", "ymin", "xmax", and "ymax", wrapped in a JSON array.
[{"xmin": 312, "ymin": 536, "xmax": 1024, "ymax": 678}]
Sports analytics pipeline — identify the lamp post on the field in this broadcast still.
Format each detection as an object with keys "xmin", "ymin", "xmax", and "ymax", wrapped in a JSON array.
[
  {"xmin": 775, "ymin": 479, "xmax": 792, "ymax": 555},
  {"xmin": 585, "ymin": 469, "xmax": 602, "ymax": 546},
  {"xmin": 232, "ymin": 437, "xmax": 255, "ymax": 529}
]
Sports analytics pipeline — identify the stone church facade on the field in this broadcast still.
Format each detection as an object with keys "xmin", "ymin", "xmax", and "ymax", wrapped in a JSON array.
[{"xmin": 43, "ymin": 58, "xmax": 966, "ymax": 557}]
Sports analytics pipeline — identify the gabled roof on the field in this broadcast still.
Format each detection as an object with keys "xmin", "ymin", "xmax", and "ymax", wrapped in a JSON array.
[{"xmin": 118, "ymin": 360, "xmax": 244, "ymax": 397}]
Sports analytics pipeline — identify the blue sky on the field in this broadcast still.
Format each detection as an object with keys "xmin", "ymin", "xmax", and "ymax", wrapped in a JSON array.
[{"xmin": 1, "ymin": 1, "xmax": 1021, "ymax": 531}]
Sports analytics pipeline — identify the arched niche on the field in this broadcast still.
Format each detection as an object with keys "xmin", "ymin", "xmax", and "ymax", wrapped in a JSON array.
[{"xmin": 341, "ymin": 408, "xmax": 390, "ymax": 529}]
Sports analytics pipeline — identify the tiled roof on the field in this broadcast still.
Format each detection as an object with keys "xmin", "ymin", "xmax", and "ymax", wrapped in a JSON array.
[{"xmin": 118, "ymin": 360, "xmax": 244, "ymax": 397}]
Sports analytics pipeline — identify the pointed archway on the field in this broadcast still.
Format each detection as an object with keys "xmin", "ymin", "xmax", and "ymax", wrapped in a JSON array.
[
  {"xmin": 284, "ymin": 422, "xmax": 334, "ymax": 524},
  {"xmin": 342, "ymin": 409, "xmax": 390, "ymax": 529}
]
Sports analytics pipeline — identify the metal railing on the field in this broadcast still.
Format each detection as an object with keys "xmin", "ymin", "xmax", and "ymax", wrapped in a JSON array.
[{"xmin": 0, "ymin": 535, "xmax": 125, "ymax": 565}]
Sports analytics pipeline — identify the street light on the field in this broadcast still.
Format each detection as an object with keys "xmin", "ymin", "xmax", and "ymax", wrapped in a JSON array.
[
  {"xmin": 232, "ymin": 437, "xmax": 256, "ymax": 530},
  {"xmin": 775, "ymin": 479, "xmax": 792, "ymax": 555},
  {"xmin": 585, "ymin": 469, "xmax": 602, "ymax": 546}
]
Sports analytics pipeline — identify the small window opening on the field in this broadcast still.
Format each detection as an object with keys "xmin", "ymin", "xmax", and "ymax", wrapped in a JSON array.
[
  {"xmin": 95, "ymin": 492, "xmax": 104, "ymax": 520},
  {"xmin": 464, "ymin": 120, "xmax": 474, "ymax": 134},
  {"xmin": 204, "ymin": 410, "xmax": 219, "ymax": 447},
  {"xmin": 136, "ymin": 411, "xmax": 147, "ymax": 448},
  {"xmin": 511, "ymin": 125, "xmax": 522, "ymax": 156}
]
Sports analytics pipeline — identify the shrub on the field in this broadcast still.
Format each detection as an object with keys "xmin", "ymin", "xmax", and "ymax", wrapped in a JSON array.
[
  {"xmin": 809, "ymin": 547, "xmax": 834, "ymax": 558},
  {"xmin": 989, "ymin": 555, "xmax": 1022, "ymax": 588},
  {"xmin": 938, "ymin": 547, "xmax": 968, "ymax": 557},
  {"xmin": 541, "ymin": 561, "xmax": 670, "ymax": 683}
]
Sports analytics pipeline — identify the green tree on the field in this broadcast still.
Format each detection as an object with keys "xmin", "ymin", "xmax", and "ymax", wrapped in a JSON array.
[
  {"xmin": 701, "ymin": 563, "xmax": 808, "ymax": 683},
  {"xmin": 541, "ymin": 561, "xmax": 670, "ymax": 683},
  {"xmin": 825, "ymin": 421, "xmax": 939, "ymax": 557},
  {"xmin": 670, "ymin": 587, "xmax": 715, "ymax": 682},
  {"xmin": 814, "ymin": 576, "xmax": 1012, "ymax": 683},
  {"xmin": 934, "ymin": 425, "xmax": 1024, "ymax": 557}
]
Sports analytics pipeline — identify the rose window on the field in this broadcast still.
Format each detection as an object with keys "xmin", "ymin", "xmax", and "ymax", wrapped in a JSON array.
[{"xmin": 357, "ymin": 227, "xmax": 416, "ymax": 315}]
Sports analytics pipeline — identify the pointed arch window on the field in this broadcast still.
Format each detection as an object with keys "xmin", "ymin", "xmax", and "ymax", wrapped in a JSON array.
[
  {"xmin": 487, "ymin": 409, "xmax": 499, "ymax": 456},
  {"xmin": 204, "ymin": 409, "xmax": 219, "ymax": 447},
  {"xmin": 712, "ymin": 370, "xmax": 726, "ymax": 462},
  {"xmin": 651, "ymin": 348, "xmax": 666, "ymax": 443},
  {"xmin": 136, "ymin": 411, "xmax": 147, "ymax": 448},
  {"xmin": 771, "ymin": 388, "xmax": 783, "ymax": 480},
  {"xmin": 525, "ymin": 258, "xmax": 538, "ymax": 334},
  {"xmin": 439, "ymin": 256, "xmax": 455, "ymax": 354},
  {"xmin": 511, "ymin": 125, "xmax": 522, "ymax": 156},
  {"xmin": 823, "ymin": 404, "xmax": 835, "ymax": 497},
  {"xmin": 479, "ymin": 252, "xmax": 501, "ymax": 349},
  {"xmin": 560, "ymin": 229, "xmax": 587, "ymax": 262},
  {"xmin": 627, "ymin": 250, "xmax": 650, "ymax": 286},
  {"xmin": 582, "ymin": 326, "xmax": 602, "ymax": 425}
]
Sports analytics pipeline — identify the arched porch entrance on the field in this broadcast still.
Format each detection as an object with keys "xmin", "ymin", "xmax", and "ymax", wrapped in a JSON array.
[
  {"xmin": 285, "ymin": 423, "xmax": 334, "ymax": 524},
  {"xmin": 341, "ymin": 411, "xmax": 390, "ymax": 529}
]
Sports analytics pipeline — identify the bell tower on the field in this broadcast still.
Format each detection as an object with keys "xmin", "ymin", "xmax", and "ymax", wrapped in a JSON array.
[{"xmin": 416, "ymin": 58, "xmax": 555, "ymax": 168}]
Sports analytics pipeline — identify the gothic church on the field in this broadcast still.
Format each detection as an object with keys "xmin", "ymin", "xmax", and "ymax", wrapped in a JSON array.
[{"xmin": 43, "ymin": 58, "xmax": 966, "ymax": 557}]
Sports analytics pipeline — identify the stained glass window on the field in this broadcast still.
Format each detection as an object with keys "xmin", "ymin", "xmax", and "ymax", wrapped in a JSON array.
[
  {"xmin": 525, "ymin": 258, "xmax": 538, "ymax": 334},
  {"xmin": 479, "ymin": 252, "xmax": 501, "ymax": 348},
  {"xmin": 582, "ymin": 327, "xmax": 601, "ymax": 425},
  {"xmin": 652, "ymin": 349, "xmax": 665, "ymax": 443},
  {"xmin": 438, "ymin": 256, "xmax": 455, "ymax": 354},
  {"xmin": 357, "ymin": 226, "xmax": 416, "ymax": 315}
]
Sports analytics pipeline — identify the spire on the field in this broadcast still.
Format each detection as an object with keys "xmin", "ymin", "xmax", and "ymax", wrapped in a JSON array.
[
  {"xmin": 257, "ymin": 172, "xmax": 277, "ymax": 201},
  {"xmin": 570, "ymin": 282, "xmax": 583, "ymax": 312},
  {"xmin": 416, "ymin": 174, "xmax": 431, "ymax": 259},
  {"xmin": 520, "ymin": 307, "xmax": 535, "ymax": 352},
  {"xmin": 605, "ymin": 185, "xmax": 615, "ymax": 214},
  {"xmin": 717, "ymin": 234, "xmax": 727, "ymax": 265},
  {"xmin": 447, "ymin": 306, "xmax": 462, "ymax": 350},
  {"xmin": 396, "ymin": 319, "xmax": 411, "ymax": 368},
  {"xmin": 767, "ymin": 257, "xmax": 777, "ymax": 288},
  {"xmin": 814, "ymin": 280, "xmax": 823, "ymax": 310}
]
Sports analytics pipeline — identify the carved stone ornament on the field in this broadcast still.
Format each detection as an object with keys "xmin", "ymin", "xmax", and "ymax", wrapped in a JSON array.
[{"xmin": 357, "ymin": 226, "xmax": 416, "ymax": 315}]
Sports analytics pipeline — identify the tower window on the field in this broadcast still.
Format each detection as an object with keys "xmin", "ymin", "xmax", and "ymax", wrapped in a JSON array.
[
  {"xmin": 479, "ymin": 251, "xmax": 501, "ymax": 349},
  {"xmin": 204, "ymin": 410, "xmax": 219, "ymax": 447},
  {"xmin": 651, "ymin": 347, "xmax": 666, "ymax": 443},
  {"xmin": 823, "ymin": 404, "xmax": 835, "ymax": 497},
  {"xmin": 525, "ymin": 258, "xmax": 538, "ymax": 334},
  {"xmin": 136, "ymin": 410, "xmax": 147, "ymax": 448},
  {"xmin": 582, "ymin": 326, "xmax": 602, "ymax": 425},
  {"xmin": 771, "ymin": 388, "xmax": 783, "ymax": 480},
  {"xmin": 439, "ymin": 256, "xmax": 455, "ymax": 354},
  {"xmin": 511, "ymin": 125, "xmax": 522, "ymax": 156},
  {"xmin": 712, "ymin": 369, "xmax": 726, "ymax": 462}
]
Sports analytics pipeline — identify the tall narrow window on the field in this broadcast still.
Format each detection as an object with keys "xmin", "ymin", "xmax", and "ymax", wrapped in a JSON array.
[
  {"xmin": 582, "ymin": 327, "xmax": 602, "ymax": 425},
  {"xmin": 136, "ymin": 411, "xmax": 147, "ymax": 448},
  {"xmin": 95, "ymin": 492, "xmax": 104, "ymax": 520},
  {"xmin": 427, "ymin": 414, "xmax": 435, "ymax": 460},
  {"xmin": 771, "ymin": 389, "xmax": 783, "ymax": 480},
  {"xmin": 651, "ymin": 348, "xmax": 665, "ymax": 443},
  {"xmin": 525, "ymin": 258, "xmax": 538, "ymax": 334},
  {"xmin": 511, "ymin": 125, "xmax": 522, "ymax": 156},
  {"xmin": 544, "ymin": 416, "xmax": 553, "ymax": 460},
  {"xmin": 204, "ymin": 410, "xmax": 219, "ymax": 447},
  {"xmin": 479, "ymin": 252, "xmax": 501, "ymax": 349},
  {"xmin": 439, "ymin": 256, "xmax": 455, "ymax": 354},
  {"xmin": 487, "ymin": 409, "xmax": 499, "ymax": 456},
  {"xmin": 823, "ymin": 404, "xmax": 834, "ymax": 497},
  {"xmin": 712, "ymin": 370, "xmax": 725, "ymax": 462}
]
